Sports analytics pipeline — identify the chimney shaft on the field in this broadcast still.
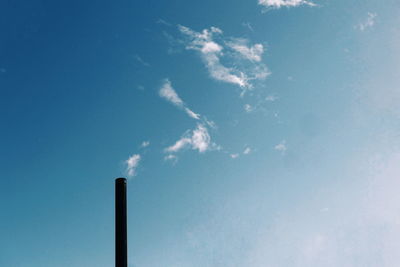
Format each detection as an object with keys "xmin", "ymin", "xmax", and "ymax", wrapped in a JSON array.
[{"xmin": 115, "ymin": 178, "xmax": 127, "ymax": 267}]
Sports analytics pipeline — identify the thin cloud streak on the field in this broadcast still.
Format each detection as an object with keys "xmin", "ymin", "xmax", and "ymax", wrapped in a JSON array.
[
  {"xmin": 274, "ymin": 140, "xmax": 287, "ymax": 154},
  {"xmin": 178, "ymin": 25, "xmax": 270, "ymax": 92},
  {"xmin": 179, "ymin": 25, "xmax": 247, "ymax": 87},
  {"xmin": 165, "ymin": 123, "xmax": 215, "ymax": 154},
  {"xmin": 134, "ymin": 54, "xmax": 150, "ymax": 67},
  {"xmin": 226, "ymin": 39, "xmax": 264, "ymax": 62},
  {"xmin": 125, "ymin": 154, "xmax": 141, "ymax": 177},
  {"xmin": 159, "ymin": 79, "xmax": 184, "ymax": 107},
  {"xmin": 159, "ymin": 79, "xmax": 219, "ymax": 161},
  {"xmin": 140, "ymin": 141, "xmax": 150, "ymax": 148},
  {"xmin": 355, "ymin": 12, "xmax": 377, "ymax": 31},
  {"xmin": 258, "ymin": 0, "xmax": 315, "ymax": 10},
  {"xmin": 159, "ymin": 79, "xmax": 200, "ymax": 120},
  {"xmin": 243, "ymin": 147, "xmax": 252, "ymax": 155}
]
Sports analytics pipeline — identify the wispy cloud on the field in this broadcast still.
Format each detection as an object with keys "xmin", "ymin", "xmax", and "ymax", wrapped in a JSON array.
[
  {"xmin": 159, "ymin": 78, "xmax": 220, "ymax": 162},
  {"xmin": 156, "ymin": 18, "xmax": 172, "ymax": 27},
  {"xmin": 164, "ymin": 154, "xmax": 178, "ymax": 161},
  {"xmin": 125, "ymin": 154, "xmax": 141, "ymax": 177},
  {"xmin": 265, "ymin": 95, "xmax": 278, "ymax": 102},
  {"xmin": 355, "ymin": 12, "xmax": 377, "ymax": 31},
  {"xmin": 163, "ymin": 31, "xmax": 184, "ymax": 54},
  {"xmin": 165, "ymin": 137, "xmax": 192, "ymax": 153},
  {"xmin": 244, "ymin": 104, "xmax": 254, "ymax": 113},
  {"xmin": 165, "ymin": 124, "xmax": 217, "ymax": 154},
  {"xmin": 160, "ymin": 79, "xmax": 184, "ymax": 106},
  {"xmin": 258, "ymin": 0, "xmax": 316, "ymax": 10},
  {"xmin": 229, "ymin": 147, "xmax": 252, "ymax": 159},
  {"xmin": 230, "ymin": 153, "xmax": 240, "ymax": 159},
  {"xmin": 242, "ymin": 22, "xmax": 254, "ymax": 32},
  {"xmin": 243, "ymin": 147, "xmax": 252, "ymax": 155},
  {"xmin": 134, "ymin": 54, "xmax": 150, "ymax": 67},
  {"xmin": 179, "ymin": 25, "xmax": 246, "ymax": 87},
  {"xmin": 226, "ymin": 39, "xmax": 264, "ymax": 62},
  {"xmin": 140, "ymin": 141, "xmax": 150, "ymax": 148},
  {"xmin": 184, "ymin": 107, "xmax": 200, "ymax": 120},
  {"xmin": 159, "ymin": 79, "xmax": 200, "ymax": 120},
  {"xmin": 274, "ymin": 140, "xmax": 287, "ymax": 154},
  {"xmin": 242, "ymin": 93, "xmax": 280, "ymax": 114},
  {"xmin": 178, "ymin": 25, "xmax": 269, "ymax": 92}
]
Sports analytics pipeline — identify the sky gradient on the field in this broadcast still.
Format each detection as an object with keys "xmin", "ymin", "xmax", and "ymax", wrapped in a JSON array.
[{"xmin": 1, "ymin": 0, "xmax": 400, "ymax": 266}]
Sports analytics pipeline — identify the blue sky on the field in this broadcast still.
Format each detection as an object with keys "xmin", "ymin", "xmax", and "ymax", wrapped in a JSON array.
[{"xmin": 1, "ymin": 0, "xmax": 400, "ymax": 266}]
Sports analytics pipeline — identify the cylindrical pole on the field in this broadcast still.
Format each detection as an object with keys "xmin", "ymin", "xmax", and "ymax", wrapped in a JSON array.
[{"xmin": 115, "ymin": 178, "xmax": 127, "ymax": 267}]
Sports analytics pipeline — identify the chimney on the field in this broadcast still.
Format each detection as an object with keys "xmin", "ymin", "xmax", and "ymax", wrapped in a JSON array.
[{"xmin": 115, "ymin": 178, "xmax": 127, "ymax": 267}]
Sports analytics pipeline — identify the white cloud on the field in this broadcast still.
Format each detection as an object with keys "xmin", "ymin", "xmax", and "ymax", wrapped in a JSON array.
[
  {"xmin": 204, "ymin": 118, "xmax": 217, "ymax": 129},
  {"xmin": 206, "ymin": 53, "xmax": 249, "ymax": 87},
  {"xmin": 244, "ymin": 104, "xmax": 254, "ymax": 113},
  {"xmin": 242, "ymin": 22, "xmax": 254, "ymax": 32},
  {"xmin": 192, "ymin": 124, "xmax": 213, "ymax": 152},
  {"xmin": 230, "ymin": 153, "xmax": 240, "ymax": 159},
  {"xmin": 159, "ymin": 79, "xmax": 219, "ymax": 160},
  {"xmin": 258, "ymin": 0, "xmax": 316, "ymax": 10},
  {"xmin": 125, "ymin": 154, "xmax": 141, "ymax": 177},
  {"xmin": 134, "ymin": 54, "xmax": 150, "ymax": 67},
  {"xmin": 164, "ymin": 154, "xmax": 177, "ymax": 160},
  {"xmin": 265, "ymin": 95, "xmax": 277, "ymax": 102},
  {"xmin": 227, "ymin": 39, "xmax": 264, "ymax": 62},
  {"xmin": 159, "ymin": 79, "xmax": 200, "ymax": 120},
  {"xmin": 178, "ymin": 25, "xmax": 269, "ymax": 91},
  {"xmin": 243, "ymin": 147, "xmax": 252, "ymax": 155},
  {"xmin": 166, "ymin": 137, "xmax": 192, "ymax": 153},
  {"xmin": 156, "ymin": 18, "xmax": 172, "ymax": 27},
  {"xmin": 356, "ymin": 12, "xmax": 377, "ymax": 31},
  {"xmin": 165, "ymin": 124, "xmax": 217, "ymax": 154},
  {"xmin": 274, "ymin": 140, "xmax": 287, "ymax": 153},
  {"xmin": 184, "ymin": 107, "xmax": 200, "ymax": 120},
  {"xmin": 164, "ymin": 154, "xmax": 178, "ymax": 164},
  {"xmin": 159, "ymin": 79, "xmax": 184, "ymax": 107},
  {"xmin": 243, "ymin": 95, "xmax": 278, "ymax": 113},
  {"xmin": 140, "ymin": 141, "xmax": 150, "ymax": 148}
]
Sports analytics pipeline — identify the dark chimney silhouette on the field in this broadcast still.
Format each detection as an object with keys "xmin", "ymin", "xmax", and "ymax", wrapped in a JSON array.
[{"xmin": 115, "ymin": 178, "xmax": 127, "ymax": 267}]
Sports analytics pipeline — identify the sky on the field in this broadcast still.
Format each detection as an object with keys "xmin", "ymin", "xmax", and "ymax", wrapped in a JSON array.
[{"xmin": 1, "ymin": 0, "xmax": 400, "ymax": 266}]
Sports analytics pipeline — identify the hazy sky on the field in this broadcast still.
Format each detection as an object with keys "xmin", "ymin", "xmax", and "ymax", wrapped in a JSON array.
[{"xmin": 1, "ymin": 0, "xmax": 400, "ymax": 266}]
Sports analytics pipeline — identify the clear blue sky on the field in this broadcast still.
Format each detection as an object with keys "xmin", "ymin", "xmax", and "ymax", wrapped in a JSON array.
[{"xmin": 1, "ymin": 0, "xmax": 400, "ymax": 266}]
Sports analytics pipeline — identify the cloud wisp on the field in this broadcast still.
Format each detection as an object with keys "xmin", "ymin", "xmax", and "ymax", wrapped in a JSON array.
[
  {"xmin": 230, "ymin": 153, "xmax": 240, "ymax": 159},
  {"xmin": 165, "ymin": 123, "xmax": 218, "ymax": 154},
  {"xmin": 178, "ymin": 25, "xmax": 269, "ymax": 93},
  {"xmin": 125, "ymin": 154, "xmax": 141, "ymax": 178},
  {"xmin": 140, "ymin": 141, "xmax": 150, "ymax": 148},
  {"xmin": 258, "ymin": 0, "xmax": 316, "ymax": 10},
  {"xmin": 244, "ymin": 104, "xmax": 254, "ymax": 113},
  {"xmin": 355, "ymin": 12, "xmax": 377, "ymax": 32},
  {"xmin": 226, "ymin": 39, "xmax": 264, "ymax": 62},
  {"xmin": 159, "ymin": 79, "xmax": 200, "ymax": 120},
  {"xmin": 274, "ymin": 140, "xmax": 287, "ymax": 154},
  {"xmin": 229, "ymin": 146, "xmax": 252, "ymax": 159},
  {"xmin": 134, "ymin": 54, "xmax": 150, "ymax": 67},
  {"xmin": 159, "ymin": 79, "xmax": 219, "ymax": 160},
  {"xmin": 243, "ymin": 147, "xmax": 252, "ymax": 155},
  {"xmin": 265, "ymin": 95, "xmax": 277, "ymax": 102}
]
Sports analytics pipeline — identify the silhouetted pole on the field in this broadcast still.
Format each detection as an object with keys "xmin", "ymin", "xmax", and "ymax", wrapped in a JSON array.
[{"xmin": 115, "ymin": 178, "xmax": 127, "ymax": 267}]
